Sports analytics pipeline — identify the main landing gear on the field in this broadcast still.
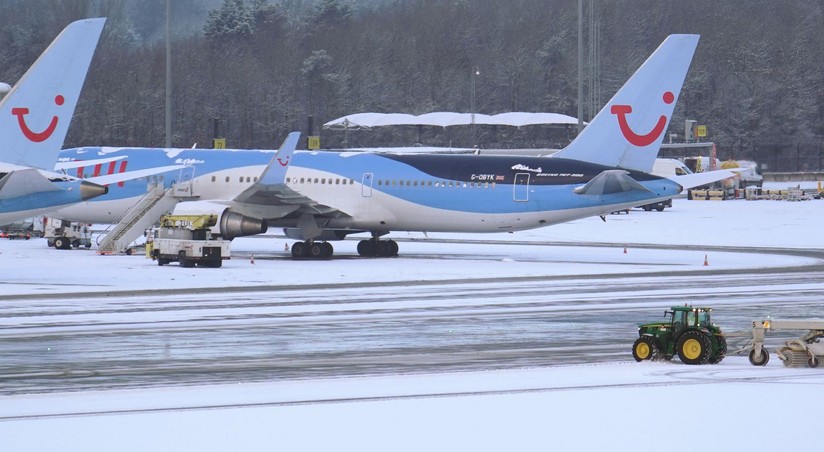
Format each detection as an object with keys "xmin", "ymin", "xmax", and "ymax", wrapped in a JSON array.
[
  {"xmin": 291, "ymin": 240, "xmax": 334, "ymax": 259},
  {"xmin": 287, "ymin": 238, "xmax": 399, "ymax": 259},
  {"xmin": 356, "ymin": 238, "xmax": 398, "ymax": 257}
]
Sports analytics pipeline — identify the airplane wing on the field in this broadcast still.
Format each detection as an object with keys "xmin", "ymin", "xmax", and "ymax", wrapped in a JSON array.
[
  {"xmin": 0, "ymin": 169, "xmax": 61, "ymax": 199},
  {"xmin": 668, "ymin": 170, "xmax": 736, "ymax": 190},
  {"xmin": 229, "ymin": 132, "xmax": 347, "ymax": 220},
  {"xmin": 573, "ymin": 170, "xmax": 653, "ymax": 195}
]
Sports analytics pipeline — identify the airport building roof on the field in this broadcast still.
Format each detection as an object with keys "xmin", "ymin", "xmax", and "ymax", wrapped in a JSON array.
[{"xmin": 324, "ymin": 112, "xmax": 580, "ymax": 129}]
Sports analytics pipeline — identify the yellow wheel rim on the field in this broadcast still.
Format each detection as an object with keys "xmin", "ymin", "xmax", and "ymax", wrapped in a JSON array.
[
  {"xmin": 682, "ymin": 338, "xmax": 702, "ymax": 360},
  {"xmin": 636, "ymin": 342, "xmax": 650, "ymax": 359}
]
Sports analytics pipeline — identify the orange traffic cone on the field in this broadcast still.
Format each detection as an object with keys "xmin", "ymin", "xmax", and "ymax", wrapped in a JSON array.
[
  {"xmin": 623, "ymin": 244, "xmax": 627, "ymax": 254},
  {"xmin": 251, "ymin": 254, "xmax": 255, "ymax": 265},
  {"xmin": 703, "ymin": 254, "xmax": 709, "ymax": 266}
]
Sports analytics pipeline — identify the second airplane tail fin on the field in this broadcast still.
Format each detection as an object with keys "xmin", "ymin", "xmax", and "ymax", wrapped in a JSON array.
[
  {"xmin": 0, "ymin": 18, "xmax": 106, "ymax": 170},
  {"xmin": 553, "ymin": 34, "xmax": 699, "ymax": 173}
]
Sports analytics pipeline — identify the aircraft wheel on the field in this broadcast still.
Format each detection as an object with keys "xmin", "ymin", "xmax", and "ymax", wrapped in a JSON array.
[
  {"xmin": 291, "ymin": 241, "xmax": 308, "ymax": 258},
  {"xmin": 656, "ymin": 205, "xmax": 665, "ymax": 212},
  {"xmin": 309, "ymin": 243, "xmax": 323, "ymax": 258},
  {"xmin": 321, "ymin": 242, "xmax": 334, "ymax": 258},
  {"xmin": 387, "ymin": 239, "xmax": 399, "ymax": 256},
  {"xmin": 375, "ymin": 240, "xmax": 390, "ymax": 257},
  {"xmin": 809, "ymin": 356, "xmax": 819, "ymax": 368},
  {"xmin": 357, "ymin": 240, "xmax": 374, "ymax": 257}
]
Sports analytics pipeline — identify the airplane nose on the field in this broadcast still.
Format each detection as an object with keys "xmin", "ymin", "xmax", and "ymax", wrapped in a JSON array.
[{"xmin": 79, "ymin": 180, "xmax": 108, "ymax": 200}]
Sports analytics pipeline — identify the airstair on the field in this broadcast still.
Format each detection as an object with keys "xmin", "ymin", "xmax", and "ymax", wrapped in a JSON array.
[{"xmin": 97, "ymin": 171, "xmax": 198, "ymax": 254}]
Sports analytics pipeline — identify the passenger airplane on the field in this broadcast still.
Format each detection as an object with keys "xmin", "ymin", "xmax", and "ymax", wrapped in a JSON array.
[
  {"xmin": 55, "ymin": 34, "xmax": 732, "ymax": 258},
  {"xmin": 0, "ymin": 18, "xmax": 182, "ymax": 225}
]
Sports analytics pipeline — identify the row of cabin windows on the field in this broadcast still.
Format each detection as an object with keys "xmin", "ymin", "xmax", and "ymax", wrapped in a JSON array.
[
  {"xmin": 283, "ymin": 177, "xmax": 496, "ymax": 189},
  {"xmin": 286, "ymin": 177, "xmax": 356, "ymax": 185},
  {"xmin": 376, "ymin": 180, "xmax": 495, "ymax": 189},
  {"xmin": 205, "ymin": 175, "xmax": 497, "ymax": 190},
  {"xmin": 210, "ymin": 175, "xmax": 259, "ymax": 183}
]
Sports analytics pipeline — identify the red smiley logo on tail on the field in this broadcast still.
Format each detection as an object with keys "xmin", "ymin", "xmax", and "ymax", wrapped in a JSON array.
[
  {"xmin": 277, "ymin": 156, "xmax": 290, "ymax": 167},
  {"xmin": 611, "ymin": 91, "xmax": 674, "ymax": 147},
  {"xmin": 11, "ymin": 95, "xmax": 64, "ymax": 143}
]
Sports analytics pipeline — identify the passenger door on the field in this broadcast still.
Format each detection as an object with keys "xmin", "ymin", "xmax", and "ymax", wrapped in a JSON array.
[
  {"xmin": 361, "ymin": 173, "xmax": 374, "ymax": 197},
  {"xmin": 513, "ymin": 173, "xmax": 530, "ymax": 202}
]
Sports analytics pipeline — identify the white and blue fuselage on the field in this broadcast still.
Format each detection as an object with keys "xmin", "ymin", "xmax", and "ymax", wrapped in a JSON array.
[{"xmin": 55, "ymin": 147, "xmax": 681, "ymax": 234}]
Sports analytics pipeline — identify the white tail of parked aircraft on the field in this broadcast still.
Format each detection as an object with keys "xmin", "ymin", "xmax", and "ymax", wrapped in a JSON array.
[
  {"xmin": 0, "ymin": 18, "xmax": 106, "ymax": 170},
  {"xmin": 553, "ymin": 34, "xmax": 699, "ymax": 173},
  {"xmin": 0, "ymin": 18, "xmax": 185, "ymax": 225}
]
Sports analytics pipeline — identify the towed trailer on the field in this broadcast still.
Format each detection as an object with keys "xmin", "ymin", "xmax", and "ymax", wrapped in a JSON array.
[{"xmin": 748, "ymin": 319, "xmax": 824, "ymax": 367}]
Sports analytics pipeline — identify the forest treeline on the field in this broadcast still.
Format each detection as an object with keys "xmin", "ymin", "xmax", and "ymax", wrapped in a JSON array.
[{"xmin": 1, "ymin": 0, "xmax": 823, "ymax": 170}]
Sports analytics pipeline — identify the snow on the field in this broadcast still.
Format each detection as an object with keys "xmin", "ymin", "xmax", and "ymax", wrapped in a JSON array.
[{"xmin": 1, "ymin": 197, "xmax": 823, "ymax": 451}]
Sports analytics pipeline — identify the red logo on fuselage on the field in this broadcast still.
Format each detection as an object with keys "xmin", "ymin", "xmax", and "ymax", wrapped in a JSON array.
[
  {"xmin": 11, "ymin": 95, "xmax": 64, "ymax": 142},
  {"xmin": 611, "ymin": 91, "xmax": 674, "ymax": 147}
]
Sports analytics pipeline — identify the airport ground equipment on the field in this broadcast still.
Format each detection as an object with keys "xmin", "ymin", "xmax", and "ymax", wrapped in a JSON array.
[
  {"xmin": 640, "ymin": 198, "xmax": 672, "ymax": 212},
  {"xmin": 148, "ymin": 214, "xmax": 229, "ymax": 268},
  {"xmin": 748, "ymin": 319, "xmax": 824, "ymax": 367},
  {"xmin": 43, "ymin": 217, "xmax": 92, "ymax": 249},
  {"xmin": 632, "ymin": 306, "xmax": 726, "ymax": 365}
]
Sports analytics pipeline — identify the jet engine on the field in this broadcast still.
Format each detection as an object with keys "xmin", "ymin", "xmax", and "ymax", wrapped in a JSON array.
[{"xmin": 173, "ymin": 202, "xmax": 267, "ymax": 240}]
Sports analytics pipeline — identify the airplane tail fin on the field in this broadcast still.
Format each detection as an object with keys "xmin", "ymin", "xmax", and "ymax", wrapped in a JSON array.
[
  {"xmin": 0, "ymin": 18, "xmax": 106, "ymax": 170},
  {"xmin": 258, "ymin": 131, "xmax": 301, "ymax": 185},
  {"xmin": 553, "ymin": 34, "xmax": 699, "ymax": 173}
]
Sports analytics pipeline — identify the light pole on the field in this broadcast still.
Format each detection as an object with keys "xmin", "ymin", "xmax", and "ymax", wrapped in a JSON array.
[
  {"xmin": 165, "ymin": 0, "xmax": 172, "ymax": 148},
  {"xmin": 471, "ymin": 66, "xmax": 480, "ymax": 147}
]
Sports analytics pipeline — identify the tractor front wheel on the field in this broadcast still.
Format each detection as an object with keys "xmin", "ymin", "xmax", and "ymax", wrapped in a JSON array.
[
  {"xmin": 632, "ymin": 337, "xmax": 657, "ymax": 362},
  {"xmin": 677, "ymin": 331, "xmax": 711, "ymax": 365}
]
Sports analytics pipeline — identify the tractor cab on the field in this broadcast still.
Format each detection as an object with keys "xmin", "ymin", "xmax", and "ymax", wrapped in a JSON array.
[{"xmin": 669, "ymin": 306, "xmax": 712, "ymax": 334}]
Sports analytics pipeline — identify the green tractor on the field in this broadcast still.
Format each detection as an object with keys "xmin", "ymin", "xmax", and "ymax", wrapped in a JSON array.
[{"xmin": 632, "ymin": 306, "xmax": 726, "ymax": 365}]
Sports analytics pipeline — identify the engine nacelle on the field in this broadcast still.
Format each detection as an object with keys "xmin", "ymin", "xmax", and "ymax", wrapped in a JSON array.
[{"xmin": 173, "ymin": 202, "xmax": 267, "ymax": 240}]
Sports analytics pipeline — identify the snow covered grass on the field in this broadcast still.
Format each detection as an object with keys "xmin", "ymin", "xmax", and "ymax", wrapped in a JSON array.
[{"xmin": 1, "ymin": 197, "xmax": 823, "ymax": 451}]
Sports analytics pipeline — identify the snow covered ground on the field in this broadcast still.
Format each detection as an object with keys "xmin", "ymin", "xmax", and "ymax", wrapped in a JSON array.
[{"xmin": 1, "ymin": 197, "xmax": 823, "ymax": 451}]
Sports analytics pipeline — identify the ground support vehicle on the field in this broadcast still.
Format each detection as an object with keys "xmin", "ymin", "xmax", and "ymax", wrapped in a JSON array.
[
  {"xmin": 1, "ymin": 230, "xmax": 31, "ymax": 239},
  {"xmin": 748, "ymin": 319, "xmax": 824, "ymax": 367},
  {"xmin": 148, "ymin": 214, "xmax": 230, "ymax": 268},
  {"xmin": 44, "ymin": 218, "xmax": 92, "ymax": 249},
  {"xmin": 632, "ymin": 306, "xmax": 726, "ymax": 365},
  {"xmin": 639, "ymin": 199, "xmax": 672, "ymax": 212}
]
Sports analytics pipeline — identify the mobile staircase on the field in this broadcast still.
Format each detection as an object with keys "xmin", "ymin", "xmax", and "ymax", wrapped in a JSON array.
[{"xmin": 97, "ymin": 178, "xmax": 198, "ymax": 255}]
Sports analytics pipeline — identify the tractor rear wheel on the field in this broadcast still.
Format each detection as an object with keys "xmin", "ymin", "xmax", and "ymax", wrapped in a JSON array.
[
  {"xmin": 632, "ymin": 337, "xmax": 657, "ymax": 362},
  {"xmin": 677, "ymin": 331, "xmax": 711, "ymax": 365},
  {"xmin": 709, "ymin": 335, "xmax": 727, "ymax": 364}
]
